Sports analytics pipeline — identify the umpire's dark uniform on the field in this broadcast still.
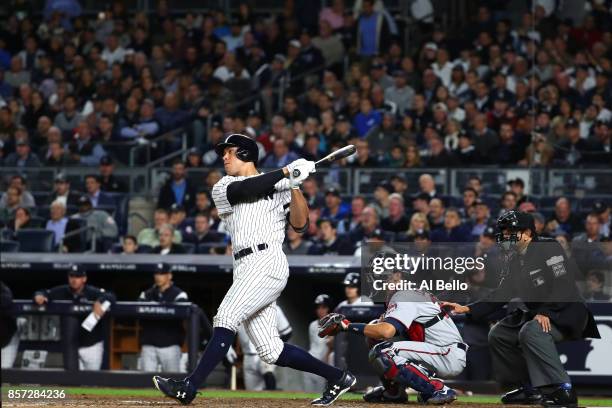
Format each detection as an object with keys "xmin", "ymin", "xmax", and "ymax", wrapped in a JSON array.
[{"xmin": 468, "ymin": 211, "xmax": 600, "ymax": 406}]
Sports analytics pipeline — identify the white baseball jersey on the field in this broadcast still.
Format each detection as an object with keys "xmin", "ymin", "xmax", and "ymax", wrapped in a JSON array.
[
  {"xmin": 335, "ymin": 296, "xmax": 374, "ymax": 309},
  {"xmin": 382, "ymin": 290, "xmax": 466, "ymax": 378},
  {"xmin": 211, "ymin": 173, "xmax": 294, "ymax": 365},
  {"xmin": 212, "ymin": 175, "xmax": 292, "ymax": 250}
]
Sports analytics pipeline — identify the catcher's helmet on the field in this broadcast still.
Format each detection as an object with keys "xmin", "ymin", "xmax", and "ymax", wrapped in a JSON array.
[
  {"xmin": 314, "ymin": 293, "xmax": 334, "ymax": 309},
  {"xmin": 496, "ymin": 210, "xmax": 535, "ymax": 244},
  {"xmin": 343, "ymin": 272, "xmax": 360, "ymax": 287},
  {"xmin": 215, "ymin": 133, "xmax": 258, "ymax": 163}
]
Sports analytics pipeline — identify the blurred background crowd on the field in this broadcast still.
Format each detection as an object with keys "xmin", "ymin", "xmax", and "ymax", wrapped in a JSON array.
[{"xmin": 0, "ymin": 0, "xmax": 610, "ymax": 283}]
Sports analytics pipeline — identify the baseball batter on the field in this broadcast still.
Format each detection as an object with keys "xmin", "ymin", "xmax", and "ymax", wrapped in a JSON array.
[
  {"xmin": 237, "ymin": 304, "xmax": 292, "ymax": 390},
  {"xmin": 154, "ymin": 134, "xmax": 356, "ymax": 406},
  {"xmin": 319, "ymin": 289, "xmax": 467, "ymax": 404}
]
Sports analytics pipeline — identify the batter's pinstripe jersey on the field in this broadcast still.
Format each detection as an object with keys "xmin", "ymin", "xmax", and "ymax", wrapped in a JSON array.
[{"xmin": 212, "ymin": 175, "xmax": 292, "ymax": 250}]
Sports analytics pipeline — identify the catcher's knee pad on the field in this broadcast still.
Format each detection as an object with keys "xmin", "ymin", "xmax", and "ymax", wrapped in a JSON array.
[
  {"xmin": 393, "ymin": 362, "xmax": 444, "ymax": 396},
  {"xmin": 368, "ymin": 341, "xmax": 398, "ymax": 378}
]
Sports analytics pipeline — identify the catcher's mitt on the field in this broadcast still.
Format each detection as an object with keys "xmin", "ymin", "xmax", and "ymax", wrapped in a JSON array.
[{"xmin": 318, "ymin": 313, "xmax": 349, "ymax": 338}]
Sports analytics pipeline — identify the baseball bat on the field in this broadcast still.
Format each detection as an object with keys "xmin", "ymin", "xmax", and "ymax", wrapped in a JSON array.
[
  {"xmin": 315, "ymin": 144, "xmax": 356, "ymax": 166},
  {"xmin": 290, "ymin": 145, "xmax": 356, "ymax": 178}
]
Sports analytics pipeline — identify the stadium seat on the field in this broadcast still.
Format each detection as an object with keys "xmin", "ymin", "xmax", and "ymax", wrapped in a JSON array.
[
  {"xmin": 29, "ymin": 216, "xmax": 45, "ymax": 228},
  {"xmin": 196, "ymin": 243, "xmax": 227, "ymax": 254},
  {"xmin": 180, "ymin": 242, "xmax": 195, "ymax": 254},
  {"xmin": 111, "ymin": 243, "xmax": 123, "ymax": 253},
  {"xmin": 137, "ymin": 245, "xmax": 153, "ymax": 254},
  {"xmin": 1, "ymin": 240, "xmax": 20, "ymax": 253},
  {"xmin": 15, "ymin": 229, "xmax": 55, "ymax": 252}
]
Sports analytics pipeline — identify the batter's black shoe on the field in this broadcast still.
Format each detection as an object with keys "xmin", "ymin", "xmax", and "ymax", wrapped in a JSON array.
[
  {"xmin": 501, "ymin": 387, "xmax": 543, "ymax": 405},
  {"xmin": 540, "ymin": 387, "xmax": 578, "ymax": 408},
  {"xmin": 153, "ymin": 376, "xmax": 197, "ymax": 405},
  {"xmin": 363, "ymin": 385, "xmax": 408, "ymax": 403},
  {"xmin": 311, "ymin": 370, "xmax": 356, "ymax": 406}
]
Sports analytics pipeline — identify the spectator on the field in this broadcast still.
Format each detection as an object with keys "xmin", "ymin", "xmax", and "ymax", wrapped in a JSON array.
[
  {"xmin": 0, "ymin": 187, "xmax": 24, "ymax": 220},
  {"xmin": 319, "ymin": 0, "xmax": 345, "ymax": 30},
  {"xmin": 371, "ymin": 182, "xmax": 393, "ymax": 219},
  {"xmin": 471, "ymin": 113, "xmax": 500, "ymax": 162},
  {"xmin": 71, "ymin": 196, "xmax": 118, "ymax": 251},
  {"xmin": 583, "ymin": 271, "xmax": 610, "ymax": 301},
  {"xmin": 498, "ymin": 191, "xmax": 518, "ymax": 217},
  {"xmin": 152, "ymin": 224, "xmax": 186, "ymax": 255},
  {"xmin": 302, "ymin": 178, "xmax": 326, "ymax": 209},
  {"xmin": 308, "ymin": 218, "xmax": 354, "ymax": 255},
  {"xmin": 155, "ymin": 92, "xmax": 189, "ymax": 133},
  {"xmin": 430, "ymin": 208, "xmax": 470, "ymax": 242},
  {"xmin": 33, "ymin": 265, "xmax": 116, "ymax": 371},
  {"xmin": 312, "ymin": 20, "xmax": 344, "ymax": 68},
  {"xmin": 593, "ymin": 201, "xmax": 610, "ymax": 238},
  {"xmin": 385, "ymin": 70, "xmax": 415, "ymax": 115},
  {"xmin": 157, "ymin": 160, "xmax": 196, "ymax": 211},
  {"xmin": 184, "ymin": 213, "xmax": 225, "ymax": 246},
  {"xmin": 45, "ymin": 200, "xmax": 70, "ymax": 248},
  {"xmin": 572, "ymin": 214, "xmax": 603, "ymax": 243},
  {"xmin": 4, "ymin": 138, "xmax": 41, "ymax": 167},
  {"xmin": 338, "ymin": 195, "xmax": 366, "ymax": 234},
  {"xmin": 5, "ymin": 56, "xmax": 30, "ymax": 88},
  {"xmin": 349, "ymin": 205, "xmax": 380, "ymax": 243},
  {"xmin": 138, "ymin": 262, "xmax": 189, "ymax": 372},
  {"xmin": 470, "ymin": 200, "xmax": 490, "ymax": 239},
  {"xmin": 428, "ymin": 198, "xmax": 446, "ymax": 230},
  {"xmin": 556, "ymin": 118, "xmax": 590, "ymax": 165},
  {"xmin": 521, "ymin": 132, "xmax": 554, "ymax": 167},
  {"xmin": 425, "ymin": 135, "xmax": 458, "ymax": 166},
  {"xmin": 405, "ymin": 212, "xmax": 431, "ymax": 241},
  {"xmin": 103, "ymin": 225, "xmax": 129, "ymax": 251},
  {"xmin": 283, "ymin": 225, "xmax": 313, "ymax": 255},
  {"xmin": 65, "ymin": 121, "xmax": 106, "ymax": 166},
  {"xmin": 120, "ymin": 99, "xmax": 160, "ymax": 139},
  {"xmin": 53, "ymin": 95, "xmax": 83, "ymax": 134},
  {"xmin": 506, "ymin": 178, "xmax": 529, "ymax": 206},
  {"xmin": 351, "ymin": 139, "xmax": 378, "ymax": 167},
  {"xmin": 353, "ymin": 98, "xmax": 382, "ymax": 137},
  {"xmin": 321, "ymin": 187, "xmax": 350, "ymax": 222},
  {"xmin": 460, "ymin": 187, "xmax": 478, "ymax": 219},
  {"xmin": 381, "ymin": 193, "xmax": 409, "ymax": 233},
  {"xmin": 47, "ymin": 174, "xmax": 81, "ymax": 207},
  {"xmin": 5, "ymin": 207, "xmax": 35, "ymax": 238},
  {"xmin": 418, "ymin": 173, "xmax": 438, "ymax": 198},
  {"xmin": 365, "ymin": 112, "xmax": 397, "ymax": 160},
  {"xmin": 98, "ymin": 156, "xmax": 127, "ymax": 193},
  {"xmin": 547, "ymin": 197, "xmax": 584, "ymax": 238},
  {"xmin": 44, "ymin": 141, "xmax": 74, "ymax": 166},
  {"xmin": 356, "ymin": 0, "xmax": 392, "ymax": 57},
  {"xmin": 262, "ymin": 139, "xmax": 300, "ymax": 168},
  {"xmin": 496, "ymin": 122, "xmax": 523, "ymax": 165},
  {"xmin": 137, "ymin": 208, "xmax": 182, "ymax": 247},
  {"xmin": 84, "ymin": 175, "xmax": 115, "ymax": 209},
  {"xmin": 189, "ymin": 190, "xmax": 212, "ymax": 217}
]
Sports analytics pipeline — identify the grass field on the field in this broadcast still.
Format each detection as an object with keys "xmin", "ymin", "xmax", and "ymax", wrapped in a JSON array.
[{"xmin": 2, "ymin": 386, "xmax": 612, "ymax": 407}]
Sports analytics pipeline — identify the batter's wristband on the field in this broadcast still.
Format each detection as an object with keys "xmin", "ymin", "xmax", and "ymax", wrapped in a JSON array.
[{"xmin": 347, "ymin": 323, "xmax": 366, "ymax": 335}]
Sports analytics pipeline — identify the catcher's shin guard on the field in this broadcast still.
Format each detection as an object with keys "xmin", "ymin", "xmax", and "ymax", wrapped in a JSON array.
[{"xmin": 368, "ymin": 342, "xmax": 443, "ymax": 396}]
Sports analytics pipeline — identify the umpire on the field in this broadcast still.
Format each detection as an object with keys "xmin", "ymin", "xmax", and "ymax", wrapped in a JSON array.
[
  {"xmin": 442, "ymin": 210, "xmax": 600, "ymax": 408},
  {"xmin": 138, "ymin": 262, "xmax": 189, "ymax": 372}
]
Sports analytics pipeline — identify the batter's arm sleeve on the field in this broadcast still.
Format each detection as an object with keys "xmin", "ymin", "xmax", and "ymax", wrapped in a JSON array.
[{"xmin": 225, "ymin": 169, "xmax": 286, "ymax": 205}]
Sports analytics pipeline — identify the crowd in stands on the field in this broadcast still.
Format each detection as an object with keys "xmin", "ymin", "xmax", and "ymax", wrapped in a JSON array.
[{"xmin": 0, "ymin": 1, "xmax": 611, "ymax": 279}]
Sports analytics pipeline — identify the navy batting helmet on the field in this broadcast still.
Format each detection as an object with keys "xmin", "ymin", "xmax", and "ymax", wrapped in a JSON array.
[
  {"xmin": 215, "ymin": 133, "xmax": 258, "ymax": 163},
  {"xmin": 314, "ymin": 294, "xmax": 334, "ymax": 309},
  {"xmin": 343, "ymin": 272, "xmax": 360, "ymax": 287}
]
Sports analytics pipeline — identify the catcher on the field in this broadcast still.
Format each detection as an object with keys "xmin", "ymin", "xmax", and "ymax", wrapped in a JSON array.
[{"xmin": 319, "ymin": 289, "xmax": 466, "ymax": 404}]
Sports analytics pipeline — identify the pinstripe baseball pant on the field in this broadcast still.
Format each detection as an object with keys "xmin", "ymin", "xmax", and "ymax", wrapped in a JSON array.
[{"xmin": 213, "ymin": 244, "xmax": 289, "ymax": 364}]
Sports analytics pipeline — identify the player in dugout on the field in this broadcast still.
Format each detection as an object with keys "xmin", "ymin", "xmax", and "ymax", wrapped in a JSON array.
[
  {"xmin": 138, "ymin": 262, "xmax": 190, "ymax": 373},
  {"xmin": 33, "ymin": 264, "xmax": 116, "ymax": 370},
  {"xmin": 441, "ymin": 210, "xmax": 600, "ymax": 408}
]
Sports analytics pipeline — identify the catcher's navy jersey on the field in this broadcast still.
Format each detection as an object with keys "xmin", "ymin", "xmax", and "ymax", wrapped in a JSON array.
[{"xmin": 212, "ymin": 175, "xmax": 292, "ymax": 250}]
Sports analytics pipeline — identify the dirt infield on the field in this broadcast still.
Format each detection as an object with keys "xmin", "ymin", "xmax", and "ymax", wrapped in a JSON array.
[{"xmin": 0, "ymin": 394, "xmax": 526, "ymax": 408}]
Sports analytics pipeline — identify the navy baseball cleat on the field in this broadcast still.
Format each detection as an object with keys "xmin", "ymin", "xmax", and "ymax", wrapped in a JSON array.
[
  {"xmin": 418, "ymin": 386, "xmax": 458, "ymax": 405},
  {"xmin": 311, "ymin": 370, "xmax": 356, "ymax": 406},
  {"xmin": 152, "ymin": 376, "xmax": 197, "ymax": 405}
]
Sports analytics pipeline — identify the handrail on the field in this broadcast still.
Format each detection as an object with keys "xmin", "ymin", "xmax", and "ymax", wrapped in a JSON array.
[
  {"xmin": 127, "ymin": 212, "xmax": 150, "ymax": 232},
  {"xmin": 59, "ymin": 225, "xmax": 97, "ymax": 253},
  {"xmin": 128, "ymin": 127, "xmax": 187, "ymax": 166}
]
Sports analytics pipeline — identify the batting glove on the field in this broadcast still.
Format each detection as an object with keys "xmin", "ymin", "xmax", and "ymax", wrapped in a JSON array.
[{"xmin": 288, "ymin": 159, "xmax": 316, "ymax": 189}]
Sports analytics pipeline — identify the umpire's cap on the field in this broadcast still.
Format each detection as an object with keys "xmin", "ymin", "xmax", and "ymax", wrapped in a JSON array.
[
  {"xmin": 68, "ymin": 264, "xmax": 86, "ymax": 276},
  {"xmin": 215, "ymin": 133, "xmax": 258, "ymax": 163},
  {"xmin": 497, "ymin": 210, "xmax": 535, "ymax": 234},
  {"xmin": 314, "ymin": 294, "xmax": 334, "ymax": 309},
  {"xmin": 343, "ymin": 272, "xmax": 360, "ymax": 287}
]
